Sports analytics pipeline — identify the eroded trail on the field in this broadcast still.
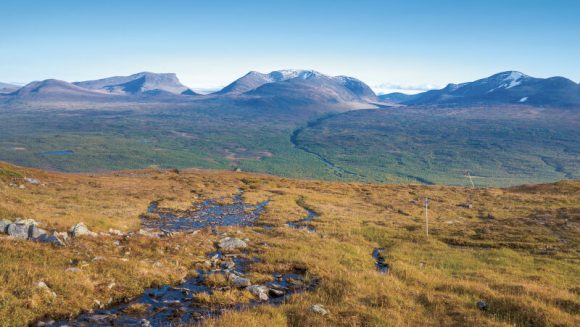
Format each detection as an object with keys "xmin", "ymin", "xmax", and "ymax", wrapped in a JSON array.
[{"xmin": 38, "ymin": 193, "xmax": 319, "ymax": 327}]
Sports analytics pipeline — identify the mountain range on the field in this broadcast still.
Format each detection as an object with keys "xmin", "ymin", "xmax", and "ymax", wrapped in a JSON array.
[
  {"xmin": 379, "ymin": 71, "xmax": 580, "ymax": 107},
  {"xmin": 1, "ymin": 70, "xmax": 579, "ymax": 109}
]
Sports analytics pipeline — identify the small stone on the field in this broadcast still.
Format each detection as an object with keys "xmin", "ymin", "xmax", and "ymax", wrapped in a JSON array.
[
  {"xmin": 269, "ymin": 288, "xmax": 285, "ymax": 297},
  {"xmin": 69, "ymin": 223, "xmax": 97, "ymax": 237},
  {"xmin": 138, "ymin": 229, "xmax": 160, "ymax": 237},
  {"xmin": 54, "ymin": 231, "xmax": 69, "ymax": 242},
  {"xmin": 228, "ymin": 273, "xmax": 251, "ymax": 288},
  {"xmin": 108, "ymin": 229, "xmax": 123, "ymax": 236},
  {"xmin": 24, "ymin": 177, "xmax": 40, "ymax": 185},
  {"xmin": 477, "ymin": 300, "xmax": 489, "ymax": 311},
  {"xmin": 65, "ymin": 267, "xmax": 81, "ymax": 273},
  {"xmin": 310, "ymin": 304, "xmax": 329, "ymax": 316},
  {"xmin": 247, "ymin": 285, "xmax": 269, "ymax": 301},
  {"xmin": 37, "ymin": 281, "xmax": 49, "ymax": 289},
  {"xmin": 218, "ymin": 237, "xmax": 247, "ymax": 250}
]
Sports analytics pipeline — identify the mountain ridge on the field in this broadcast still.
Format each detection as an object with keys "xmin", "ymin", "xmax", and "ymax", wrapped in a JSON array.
[{"xmin": 382, "ymin": 71, "xmax": 580, "ymax": 107}]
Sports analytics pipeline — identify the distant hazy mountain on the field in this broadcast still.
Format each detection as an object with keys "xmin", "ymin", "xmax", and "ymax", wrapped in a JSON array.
[
  {"xmin": 403, "ymin": 71, "xmax": 580, "ymax": 107},
  {"xmin": 9, "ymin": 79, "xmax": 110, "ymax": 99},
  {"xmin": 74, "ymin": 72, "xmax": 196, "ymax": 95},
  {"xmin": 377, "ymin": 92, "xmax": 420, "ymax": 104},
  {"xmin": 0, "ymin": 82, "xmax": 19, "ymax": 94},
  {"xmin": 231, "ymin": 70, "xmax": 376, "ymax": 107}
]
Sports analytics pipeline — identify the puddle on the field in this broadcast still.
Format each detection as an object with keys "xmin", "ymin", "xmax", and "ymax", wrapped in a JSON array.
[
  {"xmin": 287, "ymin": 208, "xmax": 318, "ymax": 232},
  {"xmin": 372, "ymin": 248, "xmax": 389, "ymax": 273},
  {"xmin": 142, "ymin": 192, "xmax": 270, "ymax": 232}
]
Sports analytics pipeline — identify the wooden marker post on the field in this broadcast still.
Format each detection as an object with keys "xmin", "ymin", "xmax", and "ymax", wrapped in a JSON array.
[{"xmin": 424, "ymin": 197, "xmax": 430, "ymax": 237}]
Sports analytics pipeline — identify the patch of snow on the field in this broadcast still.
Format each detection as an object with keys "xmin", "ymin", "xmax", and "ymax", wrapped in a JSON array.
[
  {"xmin": 505, "ymin": 71, "xmax": 524, "ymax": 89},
  {"xmin": 519, "ymin": 97, "xmax": 528, "ymax": 102},
  {"xmin": 487, "ymin": 72, "xmax": 527, "ymax": 93}
]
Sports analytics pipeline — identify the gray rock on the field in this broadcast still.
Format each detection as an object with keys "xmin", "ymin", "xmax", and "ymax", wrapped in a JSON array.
[
  {"xmin": 108, "ymin": 229, "xmax": 123, "ymax": 236},
  {"xmin": 29, "ymin": 225, "xmax": 47, "ymax": 239},
  {"xmin": 218, "ymin": 237, "xmax": 247, "ymax": 250},
  {"xmin": 247, "ymin": 285, "xmax": 269, "ymax": 301},
  {"xmin": 54, "ymin": 231, "xmax": 69, "ymax": 243},
  {"xmin": 477, "ymin": 300, "xmax": 489, "ymax": 311},
  {"xmin": 15, "ymin": 218, "xmax": 39, "ymax": 226},
  {"xmin": 310, "ymin": 304, "xmax": 329, "ymax": 316},
  {"xmin": 0, "ymin": 219, "xmax": 12, "ymax": 233},
  {"xmin": 65, "ymin": 267, "xmax": 81, "ymax": 273},
  {"xmin": 6, "ymin": 223, "xmax": 30, "ymax": 239},
  {"xmin": 459, "ymin": 202, "xmax": 473, "ymax": 209},
  {"xmin": 269, "ymin": 288, "xmax": 285, "ymax": 297},
  {"xmin": 24, "ymin": 177, "xmax": 40, "ymax": 185},
  {"xmin": 228, "ymin": 273, "xmax": 251, "ymax": 288},
  {"xmin": 221, "ymin": 261, "xmax": 236, "ymax": 270},
  {"xmin": 69, "ymin": 223, "xmax": 97, "ymax": 237},
  {"xmin": 138, "ymin": 229, "xmax": 161, "ymax": 237},
  {"xmin": 36, "ymin": 233, "xmax": 66, "ymax": 246}
]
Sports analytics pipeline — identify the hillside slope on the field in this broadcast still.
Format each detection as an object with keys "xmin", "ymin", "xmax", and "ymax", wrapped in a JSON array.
[{"xmin": 0, "ymin": 162, "xmax": 578, "ymax": 326}]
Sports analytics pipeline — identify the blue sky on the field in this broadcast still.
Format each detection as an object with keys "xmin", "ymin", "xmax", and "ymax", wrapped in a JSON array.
[{"xmin": 1, "ymin": 0, "xmax": 579, "ymax": 93}]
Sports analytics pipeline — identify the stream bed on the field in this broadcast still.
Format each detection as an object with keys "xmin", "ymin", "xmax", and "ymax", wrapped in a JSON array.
[
  {"xmin": 286, "ymin": 208, "xmax": 318, "ymax": 232},
  {"xmin": 37, "ymin": 192, "xmax": 319, "ymax": 327}
]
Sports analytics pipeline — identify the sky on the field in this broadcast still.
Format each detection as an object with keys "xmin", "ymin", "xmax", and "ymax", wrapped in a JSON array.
[{"xmin": 1, "ymin": 0, "xmax": 579, "ymax": 94}]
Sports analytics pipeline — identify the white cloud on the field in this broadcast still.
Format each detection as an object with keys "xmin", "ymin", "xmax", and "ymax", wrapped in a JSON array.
[{"xmin": 372, "ymin": 82, "xmax": 441, "ymax": 95}]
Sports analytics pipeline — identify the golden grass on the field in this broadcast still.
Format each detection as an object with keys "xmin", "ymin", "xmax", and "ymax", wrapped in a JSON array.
[{"xmin": 0, "ymin": 161, "xmax": 578, "ymax": 326}]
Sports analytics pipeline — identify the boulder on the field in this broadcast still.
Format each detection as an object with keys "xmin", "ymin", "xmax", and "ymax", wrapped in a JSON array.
[
  {"xmin": 218, "ymin": 237, "xmax": 247, "ymax": 250},
  {"xmin": 0, "ymin": 219, "xmax": 12, "ymax": 234},
  {"xmin": 6, "ymin": 223, "xmax": 30, "ymax": 239},
  {"xmin": 69, "ymin": 223, "xmax": 97, "ymax": 237},
  {"xmin": 247, "ymin": 285, "xmax": 269, "ymax": 301},
  {"xmin": 310, "ymin": 304, "xmax": 329, "ymax": 316}
]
